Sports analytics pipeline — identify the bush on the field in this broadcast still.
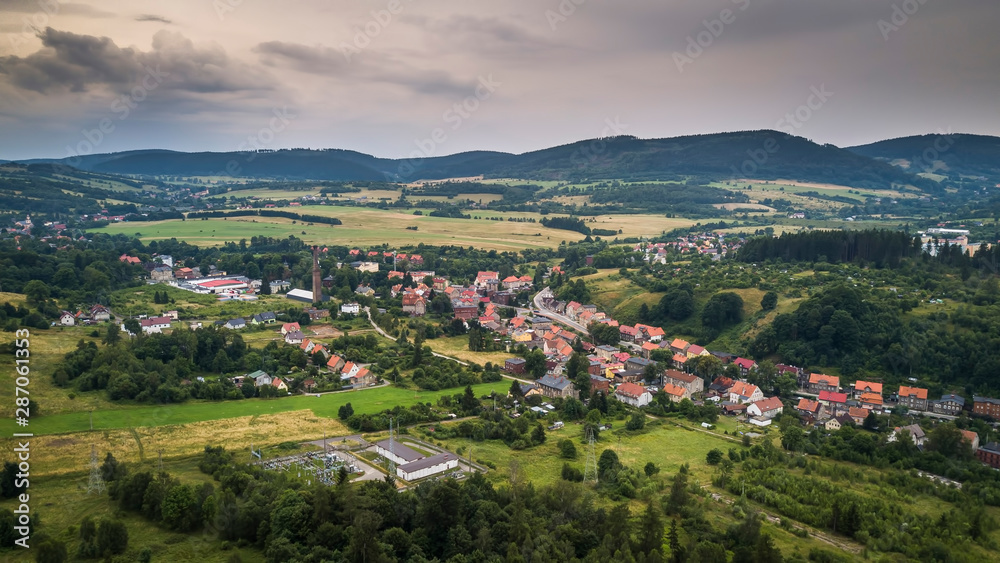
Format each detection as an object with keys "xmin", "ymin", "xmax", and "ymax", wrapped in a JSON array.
[
  {"xmin": 706, "ymin": 449, "xmax": 723, "ymax": 465},
  {"xmin": 559, "ymin": 439, "xmax": 578, "ymax": 459}
]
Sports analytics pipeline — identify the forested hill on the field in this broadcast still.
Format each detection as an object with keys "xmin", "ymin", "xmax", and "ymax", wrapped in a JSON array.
[
  {"xmin": 848, "ymin": 134, "xmax": 1000, "ymax": 181},
  {"xmin": 16, "ymin": 131, "xmax": 933, "ymax": 189}
]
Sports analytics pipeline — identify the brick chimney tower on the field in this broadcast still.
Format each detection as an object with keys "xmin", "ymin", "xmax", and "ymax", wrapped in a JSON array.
[{"xmin": 311, "ymin": 245, "xmax": 322, "ymax": 303}]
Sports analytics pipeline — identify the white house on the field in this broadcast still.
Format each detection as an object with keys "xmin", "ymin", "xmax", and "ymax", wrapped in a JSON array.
[
  {"xmin": 396, "ymin": 452, "xmax": 459, "ymax": 481},
  {"xmin": 747, "ymin": 397, "xmax": 784, "ymax": 421},
  {"xmin": 284, "ymin": 330, "xmax": 304, "ymax": 345},
  {"xmin": 248, "ymin": 370, "xmax": 272, "ymax": 387},
  {"xmin": 225, "ymin": 318, "xmax": 246, "ymax": 330},
  {"xmin": 140, "ymin": 316, "xmax": 172, "ymax": 334},
  {"xmin": 59, "ymin": 311, "xmax": 75, "ymax": 326},
  {"xmin": 341, "ymin": 302, "xmax": 361, "ymax": 315},
  {"xmin": 615, "ymin": 382, "xmax": 653, "ymax": 408},
  {"xmin": 729, "ymin": 381, "xmax": 763, "ymax": 404}
]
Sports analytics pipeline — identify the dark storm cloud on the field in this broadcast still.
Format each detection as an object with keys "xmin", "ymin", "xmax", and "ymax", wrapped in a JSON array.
[
  {"xmin": 0, "ymin": 28, "xmax": 270, "ymax": 94},
  {"xmin": 253, "ymin": 40, "xmax": 470, "ymax": 97},
  {"xmin": 135, "ymin": 14, "xmax": 172, "ymax": 24}
]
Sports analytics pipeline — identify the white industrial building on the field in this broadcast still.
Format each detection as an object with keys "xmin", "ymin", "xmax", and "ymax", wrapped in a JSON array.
[
  {"xmin": 374, "ymin": 439, "xmax": 424, "ymax": 466},
  {"xmin": 396, "ymin": 452, "xmax": 459, "ymax": 481}
]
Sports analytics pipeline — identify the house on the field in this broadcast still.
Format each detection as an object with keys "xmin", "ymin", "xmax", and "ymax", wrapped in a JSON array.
[
  {"xmin": 401, "ymin": 294, "xmax": 427, "ymax": 317},
  {"xmin": 252, "ymin": 312, "xmax": 277, "ymax": 325},
  {"xmin": 710, "ymin": 376, "xmax": 735, "ymax": 395},
  {"xmin": 150, "ymin": 266, "xmax": 174, "ymax": 282},
  {"xmin": 626, "ymin": 357, "xmax": 655, "ymax": 372},
  {"xmin": 662, "ymin": 383, "xmax": 689, "ymax": 403},
  {"xmin": 89, "ymin": 305, "xmax": 111, "ymax": 322},
  {"xmin": 248, "ymin": 370, "xmax": 272, "ymax": 387},
  {"xmin": 973, "ymin": 396, "xmax": 1000, "ymax": 418},
  {"xmin": 747, "ymin": 397, "xmax": 784, "ymax": 422},
  {"xmin": 711, "ymin": 351, "xmax": 737, "ymax": 364},
  {"xmin": 853, "ymin": 380, "xmax": 883, "ymax": 398},
  {"xmin": 284, "ymin": 330, "xmax": 304, "ymax": 345},
  {"xmin": 271, "ymin": 377, "xmax": 288, "ymax": 392},
  {"xmin": 589, "ymin": 375, "xmax": 611, "ymax": 395},
  {"xmin": 340, "ymin": 302, "xmax": 361, "ymax": 316},
  {"xmin": 225, "ymin": 318, "xmax": 246, "ymax": 330},
  {"xmin": 888, "ymin": 424, "xmax": 926, "ymax": 447},
  {"xmin": 397, "ymin": 452, "xmax": 459, "ymax": 481},
  {"xmin": 269, "ymin": 280, "xmax": 290, "ymax": 292},
  {"xmin": 615, "ymin": 382, "xmax": 653, "ymax": 407},
  {"xmin": 140, "ymin": 316, "xmax": 172, "ymax": 334},
  {"xmin": 961, "ymin": 429, "xmax": 980, "ymax": 452},
  {"xmin": 59, "ymin": 311, "xmax": 75, "ymax": 326},
  {"xmin": 686, "ymin": 344, "xmax": 708, "ymax": 358},
  {"xmin": 733, "ymin": 357, "xmax": 758, "ymax": 377},
  {"xmin": 672, "ymin": 354, "xmax": 689, "ymax": 370},
  {"xmin": 859, "ymin": 392, "xmax": 884, "ymax": 410},
  {"xmin": 595, "ymin": 345, "xmax": 618, "ymax": 360},
  {"xmin": 896, "ymin": 386, "xmax": 929, "ymax": 411},
  {"xmin": 669, "ymin": 338, "xmax": 690, "ymax": 355},
  {"xmin": 619, "ymin": 325, "xmax": 638, "ymax": 342},
  {"xmin": 663, "ymin": 369, "xmax": 704, "ymax": 396},
  {"xmin": 848, "ymin": 407, "xmax": 870, "ymax": 425},
  {"xmin": 505, "ymin": 358, "xmax": 527, "ymax": 374},
  {"xmin": 537, "ymin": 374, "xmax": 577, "ymax": 399},
  {"xmin": 281, "ymin": 322, "xmax": 301, "ymax": 335},
  {"xmin": 119, "ymin": 254, "xmax": 141, "ymax": 264},
  {"xmin": 729, "ymin": 381, "xmax": 763, "ymax": 404},
  {"xmin": 977, "ymin": 442, "xmax": 1000, "ymax": 469},
  {"xmin": 807, "ymin": 373, "xmax": 839, "ymax": 394},
  {"xmin": 722, "ymin": 402, "xmax": 748, "ymax": 416},
  {"xmin": 637, "ymin": 324, "xmax": 665, "ymax": 342},
  {"xmin": 349, "ymin": 367, "xmax": 376, "ymax": 387},
  {"xmin": 452, "ymin": 300, "xmax": 478, "ymax": 320},
  {"xmin": 818, "ymin": 390, "xmax": 848, "ymax": 413},
  {"xmin": 929, "ymin": 394, "xmax": 965, "ymax": 415},
  {"xmin": 824, "ymin": 417, "xmax": 844, "ymax": 432},
  {"xmin": 354, "ymin": 285, "xmax": 375, "ymax": 297},
  {"xmin": 326, "ymin": 355, "xmax": 345, "ymax": 372},
  {"xmin": 641, "ymin": 341, "xmax": 661, "ymax": 359},
  {"xmin": 795, "ymin": 398, "xmax": 822, "ymax": 417}
]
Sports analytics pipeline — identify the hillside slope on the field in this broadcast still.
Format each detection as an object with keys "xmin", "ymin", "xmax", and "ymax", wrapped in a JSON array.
[{"xmin": 848, "ymin": 133, "xmax": 1000, "ymax": 180}]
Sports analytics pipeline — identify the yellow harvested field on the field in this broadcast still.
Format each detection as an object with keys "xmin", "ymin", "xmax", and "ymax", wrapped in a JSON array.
[{"xmin": 3, "ymin": 410, "xmax": 350, "ymax": 477}]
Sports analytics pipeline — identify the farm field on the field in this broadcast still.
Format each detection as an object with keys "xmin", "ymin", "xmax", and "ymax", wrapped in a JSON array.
[
  {"xmin": 91, "ymin": 207, "xmax": 586, "ymax": 251},
  {"xmin": 0, "ymin": 382, "xmax": 501, "ymax": 436}
]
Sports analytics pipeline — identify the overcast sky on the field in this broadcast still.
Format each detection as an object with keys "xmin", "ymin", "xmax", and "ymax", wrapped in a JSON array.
[{"xmin": 0, "ymin": 0, "xmax": 997, "ymax": 161}]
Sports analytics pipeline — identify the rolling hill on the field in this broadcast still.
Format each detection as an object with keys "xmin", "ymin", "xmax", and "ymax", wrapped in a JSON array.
[
  {"xmin": 15, "ymin": 130, "xmax": 940, "ymax": 190},
  {"xmin": 848, "ymin": 133, "xmax": 1000, "ymax": 181}
]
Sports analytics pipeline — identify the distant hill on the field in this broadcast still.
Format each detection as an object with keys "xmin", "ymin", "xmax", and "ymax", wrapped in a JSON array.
[
  {"xmin": 848, "ymin": 134, "xmax": 1000, "ymax": 181},
  {"xmin": 15, "ymin": 130, "xmax": 943, "ymax": 189}
]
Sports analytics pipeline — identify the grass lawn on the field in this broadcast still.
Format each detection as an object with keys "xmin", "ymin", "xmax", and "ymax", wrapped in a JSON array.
[
  {"xmin": 427, "ymin": 418, "xmax": 741, "ymax": 490},
  {"xmin": 429, "ymin": 335, "xmax": 513, "ymax": 367},
  {"xmin": 0, "ymin": 382, "xmax": 501, "ymax": 436}
]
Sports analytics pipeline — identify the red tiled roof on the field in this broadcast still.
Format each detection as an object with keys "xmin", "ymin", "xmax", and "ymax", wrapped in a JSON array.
[
  {"xmin": 854, "ymin": 381, "xmax": 883, "ymax": 394},
  {"xmin": 818, "ymin": 390, "xmax": 848, "ymax": 403},
  {"xmin": 898, "ymin": 386, "xmax": 928, "ymax": 400},
  {"xmin": 753, "ymin": 396, "xmax": 783, "ymax": 413},
  {"xmin": 616, "ymin": 382, "xmax": 648, "ymax": 399},
  {"xmin": 809, "ymin": 373, "xmax": 839, "ymax": 387}
]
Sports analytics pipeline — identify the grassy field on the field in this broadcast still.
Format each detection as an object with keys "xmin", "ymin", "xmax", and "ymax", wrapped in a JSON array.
[
  {"xmin": 0, "ymin": 381, "xmax": 501, "ymax": 437},
  {"xmin": 428, "ymin": 335, "xmax": 514, "ymax": 367},
  {"xmin": 90, "ymin": 206, "xmax": 585, "ymax": 251}
]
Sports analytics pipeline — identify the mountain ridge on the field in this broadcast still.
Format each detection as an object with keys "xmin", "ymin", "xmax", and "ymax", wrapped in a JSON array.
[{"xmin": 12, "ymin": 130, "xmax": 999, "ymax": 188}]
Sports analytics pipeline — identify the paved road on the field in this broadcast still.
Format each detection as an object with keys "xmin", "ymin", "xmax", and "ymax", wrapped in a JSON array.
[{"xmin": 532, "ymin": 289, "xmax": 591, "ymax": 335}]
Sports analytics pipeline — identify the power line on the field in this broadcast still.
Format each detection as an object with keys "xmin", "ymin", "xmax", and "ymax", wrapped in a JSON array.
[
  {"xmin": 86, "ymin": 445, "xmax": 105, "ymax": 495},
  {"xmin": 583, "ymin": 427, "xmax": 598, "ymax": 484}
]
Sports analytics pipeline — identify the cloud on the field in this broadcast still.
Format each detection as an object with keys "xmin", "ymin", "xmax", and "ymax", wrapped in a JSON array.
[
  {"xmin": 0, "ymin": 1, "xmax": 113, "ymax": 17},
  {"xmin": 254, "ymin": 40, "xmax": 471, "ymax": 97},
  {"xmin": 0, "ymin": 28, "xmax": 271, "ymax": 95},
  {"xmin": 135, "ymin": 14, "xmax": 173, "ymax": 24}
]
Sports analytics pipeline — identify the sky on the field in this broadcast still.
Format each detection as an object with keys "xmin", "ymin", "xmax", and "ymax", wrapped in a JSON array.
[{"xmin": 0, "ymin": 0, "xmax": 997, "ymax": 161}]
